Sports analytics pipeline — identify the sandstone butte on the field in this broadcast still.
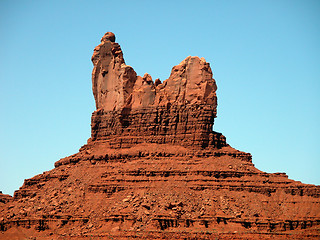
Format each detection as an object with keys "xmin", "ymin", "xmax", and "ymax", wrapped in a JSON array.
[{"xmin": 1, "ymin": 32, "xmax": 320, "ymax": 240}]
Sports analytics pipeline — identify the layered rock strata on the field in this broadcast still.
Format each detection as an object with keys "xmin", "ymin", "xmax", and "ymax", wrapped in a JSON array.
[
  {"xmin": 89, "ymin": 32, "xmax": 226, "ymax": 149},
  {"xmin": 1, "ymin": 32, "xmax": 319, "ymax": 240}
]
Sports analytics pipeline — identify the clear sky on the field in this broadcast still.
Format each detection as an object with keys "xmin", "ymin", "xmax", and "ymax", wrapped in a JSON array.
[{"xmin": 0, "ymin": 0, "xmax": 319, "ymax": 195}]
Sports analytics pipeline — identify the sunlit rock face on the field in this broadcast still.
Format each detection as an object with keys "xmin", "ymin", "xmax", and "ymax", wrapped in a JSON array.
[{"xmin": 90, "ymin": 32, "xmax": 226, "ymax": 149}]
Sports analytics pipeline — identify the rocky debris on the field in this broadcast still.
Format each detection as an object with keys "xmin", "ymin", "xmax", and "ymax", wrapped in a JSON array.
[
  {"xmin": 0, "ymin": 32, "xmax": 319, "ymax": 239},
  {"xmin": 0, "ymin": 192, "xmax": 12, "ymax": 204}
]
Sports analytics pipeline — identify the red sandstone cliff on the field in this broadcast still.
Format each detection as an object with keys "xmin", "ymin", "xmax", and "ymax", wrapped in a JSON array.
[
  {"xmin": 0, "ymin": 32, "xmax": 319, "ymax": 240},
  {"xmin": 88, "ymin": 32, "xmax": 226, "ymax": 150}
]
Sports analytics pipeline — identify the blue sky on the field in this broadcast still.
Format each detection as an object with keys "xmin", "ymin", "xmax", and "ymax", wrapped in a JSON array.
[{"xmin": 0, "ymin": 0, "xmax": 319, "ymax": 195}]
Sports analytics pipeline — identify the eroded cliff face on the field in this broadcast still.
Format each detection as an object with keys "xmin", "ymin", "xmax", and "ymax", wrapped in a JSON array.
[
  {"xmin": 1, "ymin": 32, "xmax": 320, "ymax": 240},
  {"xmin": 91, "ymin": 32, "xmax": 133, "ymax": 111},
  {"xmin": 89, "ymin": 32, "xmax": 226, "ymax": 149},
  {"xmin": 92, "ymin": 32, "xmax": 217, "ymax": 111},
  {"xmin": 0, "ymin": 192, "xmax": 11, "ymax": 205}
]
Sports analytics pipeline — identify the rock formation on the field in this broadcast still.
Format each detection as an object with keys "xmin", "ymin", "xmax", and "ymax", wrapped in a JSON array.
[
  {"xmin": 0, "ymin": 192, "xmax": 11, "ymax": 205},
  {"xmin": 1, "ymin": 32, "xmax": 319, "ymax": 240},
  {"xmin": 89, "ymin": 32, "xmax": 226, "ymax": 149}
]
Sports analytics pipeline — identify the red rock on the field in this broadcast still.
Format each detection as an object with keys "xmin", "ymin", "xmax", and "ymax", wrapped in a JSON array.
[
  {"xmin": 0, "ymin": 32, "xmax": 319, "ymax": 239},
  {"xmin": 91, "ymin": 31, "xmax": 135, "ymax": 111},
  {"xmin": 89, "ymin": 38, "xmax": 225, "ymax": 149},
  {"xmin": 0, "ymin": 192, "xmax": 12, "ymax": 204}
]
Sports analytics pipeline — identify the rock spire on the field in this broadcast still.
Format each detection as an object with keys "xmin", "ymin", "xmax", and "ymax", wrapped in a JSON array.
[{"xmin": 89, "ymin": 32, "xmax": 226, "ymax": 149}]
